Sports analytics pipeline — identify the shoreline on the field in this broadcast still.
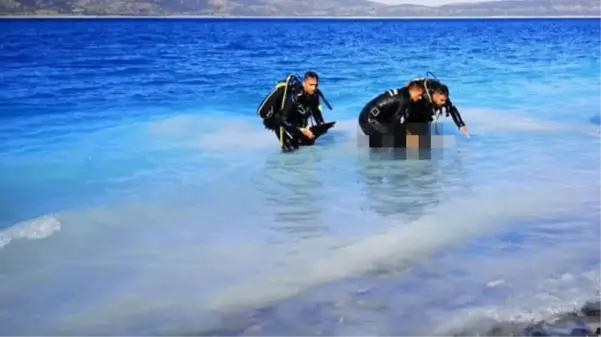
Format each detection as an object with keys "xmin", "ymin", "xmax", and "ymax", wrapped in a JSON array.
[{"xmin": 0, "ymin": 14, "xmax": 600, "ymax": 20}]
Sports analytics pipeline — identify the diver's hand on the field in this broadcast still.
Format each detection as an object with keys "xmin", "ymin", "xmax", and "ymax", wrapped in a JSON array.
[
  {"xmin": 459, "ymin": 126, "xmax": 471, "ymax": 138},
  {"xmin": 300, "ymin": 127, "xmax": 315, "ymax": 139}
]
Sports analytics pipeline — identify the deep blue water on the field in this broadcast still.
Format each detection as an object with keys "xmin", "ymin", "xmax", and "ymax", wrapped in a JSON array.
[{"xmin": 0, "ymin": 18, "xmax": 600, "ymax": 335}]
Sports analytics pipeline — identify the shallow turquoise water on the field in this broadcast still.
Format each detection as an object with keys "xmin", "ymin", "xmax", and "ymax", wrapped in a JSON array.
[{"xmin": 0, "ymin": 18, "xmax": 599, "ymax": 335}]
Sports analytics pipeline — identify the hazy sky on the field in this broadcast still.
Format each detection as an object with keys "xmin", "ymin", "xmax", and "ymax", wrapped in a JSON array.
[{"xmin": 373, "ymin": 0, "xmax": 499, "ymax": 6}]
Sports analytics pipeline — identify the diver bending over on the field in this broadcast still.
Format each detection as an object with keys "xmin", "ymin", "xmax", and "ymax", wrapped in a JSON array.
[
  {"xmin": 408, "ymin": 78, "xmax": 471, "ymax": 138},
  {"xmin": 257, "ymin": 71, "xmax": 335, "ymax": 152},
  {"xmin": 358, "ymin": 80, "xmax": 425, "ymax": 148}
]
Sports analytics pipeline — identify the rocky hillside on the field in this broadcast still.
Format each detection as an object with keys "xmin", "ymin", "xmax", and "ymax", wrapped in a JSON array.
[{"xmin": 0, "ymin": 0, "xmax": 599, "ymax": 16}]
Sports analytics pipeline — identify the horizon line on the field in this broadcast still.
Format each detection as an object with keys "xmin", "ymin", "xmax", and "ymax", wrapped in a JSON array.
[{"xmin": 1, "ymin": 14, "xmax": 600, "ymax": 19}]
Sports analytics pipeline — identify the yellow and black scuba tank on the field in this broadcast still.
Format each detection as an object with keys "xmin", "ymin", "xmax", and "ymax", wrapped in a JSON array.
[
  {"xmin": 256, "ymin": 74, "xmax": 302, "ymax": 119},
  {"xmin": 274, "ymin": 74, "xmax": 302, "ymax": 150},
  {"xmin": 272, "ymin": 74, "xmax": 303, "ymax": 121},
  {"xmin": 278, "ymin": 74, "xmax": 302, "ymax": 107}
]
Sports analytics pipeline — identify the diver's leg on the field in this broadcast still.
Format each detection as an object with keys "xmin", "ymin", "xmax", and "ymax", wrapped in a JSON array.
[
  {"xmin": 364, "ymin": 125, "xmax": 383, "ymax": 148},
  {"xmin": 274, "ymin": 129, "xmax": 297, "ymax": 152},
  {"xmin": 264, "ymin": 121, "xmax": 292, "ymax": 152},
  {"xmin": 403, "ymin": 122, "xmax": 432, "ymax": 160},
  {"xmin": 266, "ymin": 122, "xmax": 287, "ymax": 149},
  {"xmin": 404, "ymin": 123, "xmax": 420, "ymax": 149},
  {"xmin": 404, "ymin": 103, "xmax": 431, "ymax": 149},
  {"xmin": 358, "ymin": 114, "xmax": 385, "ymax": 148},
  {"xmin": 280, "ymin": 125, "xmax": 301, "ymax": 152},
  {"xmin": 405, "ymin": 102, "xmax": 433, "ymax": 149},
  {"xmin": 417, "ymin": 122, "xmax": 432, "ymax": 160},
  {"xmin": 263, "ymin": 117, "xmax": 298, "ymax": 152},
  {"xmin": 419, "ymin": 122, "xmax": 432, "ymax": 149},
  {"xmin": 390, "ymin": 123, "xmax": 407, "ymax": 148}
]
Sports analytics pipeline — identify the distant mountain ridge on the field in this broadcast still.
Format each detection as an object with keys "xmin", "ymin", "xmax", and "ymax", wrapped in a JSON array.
[{"xmin": 1, "ymin": 0, "xmax": 599, "ymax": 17}]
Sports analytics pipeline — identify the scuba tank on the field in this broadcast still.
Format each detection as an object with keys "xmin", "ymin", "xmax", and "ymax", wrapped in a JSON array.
[{"xmin": 256, "ymin": 74, "xmax": 302, "ymax": 119}]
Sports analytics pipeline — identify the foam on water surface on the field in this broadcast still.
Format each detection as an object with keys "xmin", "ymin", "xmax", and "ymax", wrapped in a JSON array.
[{"xmin": 1, "ymin": 110, "xmax": 598, "ymax": 334}]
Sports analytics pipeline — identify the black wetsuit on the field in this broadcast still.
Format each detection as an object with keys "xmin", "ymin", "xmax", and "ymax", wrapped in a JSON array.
[
  {"xmin": 409, "ymin": 79, "xmax": 466, "ymax": 129},
  {"xmin": 358, "ymin": 87, "xmax": 417, "ymax": 148},
  {"xmin": 436, "ymin": 99, "xmax": 466, "ymax": 129},
  {"xmin": 257, "ymin": 83, "xmax": 325, "ymax": 151}
]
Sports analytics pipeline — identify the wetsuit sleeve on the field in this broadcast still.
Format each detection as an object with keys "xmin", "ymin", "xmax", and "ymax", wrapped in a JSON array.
[
  {"xmin": 312, "ymin": 96, "xmax": 325, "ymax": 124},
  {"xmin": 446, "ymin": 99, "xmax": 466, "ymax": 128}
]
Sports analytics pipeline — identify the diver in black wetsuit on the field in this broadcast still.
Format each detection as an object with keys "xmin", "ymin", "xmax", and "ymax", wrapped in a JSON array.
[
  {"xmin": 257, "ymin": 71, "xmax": 333, "ymax": 152},
  {"xmin": 357, "ymin": 80, "xmax": 426, "ymax": 148},
  {"xmin": 409, "ymin": 78, "xmax": 471, "ymax": 138}
]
